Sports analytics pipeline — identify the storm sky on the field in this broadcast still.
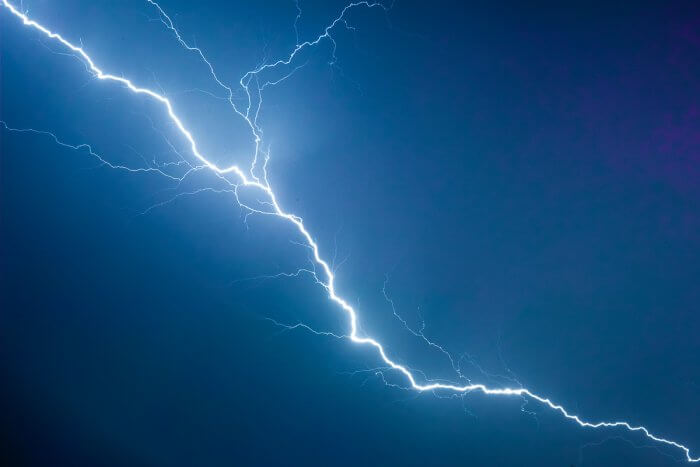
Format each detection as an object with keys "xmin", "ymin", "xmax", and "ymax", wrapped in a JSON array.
[{"xmin": 1, "ymin": 1, "xmax": 699, "ymax": 465}]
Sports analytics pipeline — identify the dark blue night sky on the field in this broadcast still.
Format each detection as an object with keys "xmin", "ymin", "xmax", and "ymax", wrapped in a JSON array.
[{"xmin": 1, "ymin": 1, "xmax": 699, "ymax": 466}]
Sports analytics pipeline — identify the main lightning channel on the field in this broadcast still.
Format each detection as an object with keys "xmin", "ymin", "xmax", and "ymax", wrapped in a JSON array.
[{"xmin": 1, "ymin": 1, "xmax": 697, "ymax": 462}]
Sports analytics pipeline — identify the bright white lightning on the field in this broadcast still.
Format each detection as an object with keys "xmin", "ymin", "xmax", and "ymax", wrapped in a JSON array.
[{"xmin": 1, "ymin": 0, "xmax": 697, "ymax": 462}]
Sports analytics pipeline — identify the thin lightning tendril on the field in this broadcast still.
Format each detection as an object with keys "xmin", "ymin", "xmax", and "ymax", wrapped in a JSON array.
[
  {"xmin": 0, "ymin": 121, "xmax": 202, "ymax": 181},
  {"xmin": 1, "ymin": 0, "xmax": 697, "ymax": 462}
]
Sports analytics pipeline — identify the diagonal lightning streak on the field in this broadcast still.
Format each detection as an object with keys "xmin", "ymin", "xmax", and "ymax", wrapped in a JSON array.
[{"xmin": 1, "ymin": 0, "xmax": 697, "ymax": 462}]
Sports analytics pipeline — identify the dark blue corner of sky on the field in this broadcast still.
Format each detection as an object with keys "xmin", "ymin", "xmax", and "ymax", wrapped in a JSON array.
[{"xmin": 1, "ymin": 1, "xmax": 699, "ymax": 466}]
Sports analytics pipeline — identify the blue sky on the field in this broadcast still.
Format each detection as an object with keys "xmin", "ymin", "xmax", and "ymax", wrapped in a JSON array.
[{"xmin": 1, "ymin": 1, "xmax": 699, "ymax": 465}]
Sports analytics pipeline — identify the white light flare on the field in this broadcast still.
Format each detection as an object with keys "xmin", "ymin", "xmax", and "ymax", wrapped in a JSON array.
[{"xmin": 1, "ymin": 1, "xmax": 696, "ymax": 462}]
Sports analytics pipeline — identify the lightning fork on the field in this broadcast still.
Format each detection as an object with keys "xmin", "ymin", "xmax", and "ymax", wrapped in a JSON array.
[{"xmin": 1, "ymin": 1, "xmax": 697, "ymax": 462}]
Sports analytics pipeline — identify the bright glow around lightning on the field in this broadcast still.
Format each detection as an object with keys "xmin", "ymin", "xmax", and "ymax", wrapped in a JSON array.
[{"xmin": 1, "ymin": 0, "xmax": 696, "ymax": 462}]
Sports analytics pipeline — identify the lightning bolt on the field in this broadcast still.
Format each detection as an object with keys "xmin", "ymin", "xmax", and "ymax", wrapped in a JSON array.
[{"xmin": 1, "ymin": 0, "xmax": 697, "ymax": 462}]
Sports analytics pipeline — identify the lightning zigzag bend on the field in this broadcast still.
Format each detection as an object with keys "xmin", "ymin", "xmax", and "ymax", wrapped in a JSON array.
[{"xmin": 1, "ymin": 0, "xmax": 697, "ymax": 462}]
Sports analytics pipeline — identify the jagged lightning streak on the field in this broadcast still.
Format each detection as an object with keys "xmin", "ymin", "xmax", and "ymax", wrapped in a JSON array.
[{"xmin": 1, "ymin": 1, "xmax": 697, "ymax": 462}]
